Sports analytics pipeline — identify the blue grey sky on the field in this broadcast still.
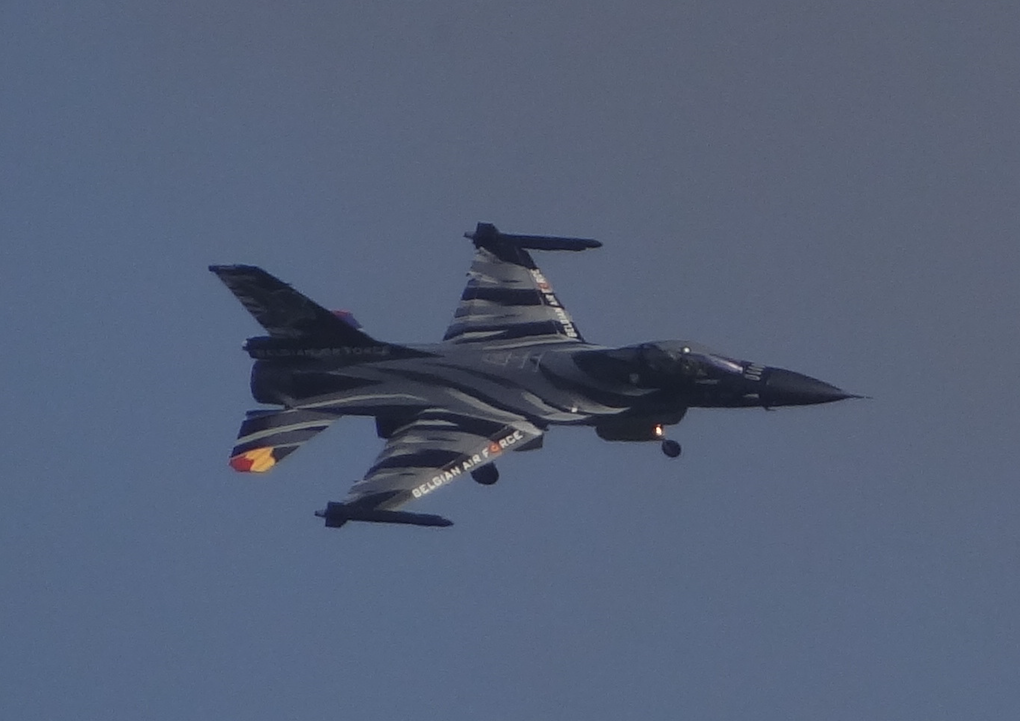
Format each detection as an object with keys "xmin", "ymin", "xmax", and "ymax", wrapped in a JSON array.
[{"xmin": 3, "ymin": 2, "xmax": 1018, "ymax": 719}]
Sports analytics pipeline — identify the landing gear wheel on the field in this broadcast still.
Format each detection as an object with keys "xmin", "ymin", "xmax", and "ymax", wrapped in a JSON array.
[
  {"xmin": 471, "ymin": 465, "xmax": 499, "ymax": 485},
  {"xmin": 661, "ymin": 439, "xmax": 682, "ymax": 458}
]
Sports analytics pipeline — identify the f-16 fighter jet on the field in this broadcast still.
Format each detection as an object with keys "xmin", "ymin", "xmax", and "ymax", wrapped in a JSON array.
[{"xmin": 211, "ymin": 223, "xmax": 857, "ymax": 529}]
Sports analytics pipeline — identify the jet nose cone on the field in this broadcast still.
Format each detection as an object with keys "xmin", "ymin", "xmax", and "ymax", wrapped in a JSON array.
[{"xmin": 764, "ymin": 368, "xmax": 856, "ymax": 406}]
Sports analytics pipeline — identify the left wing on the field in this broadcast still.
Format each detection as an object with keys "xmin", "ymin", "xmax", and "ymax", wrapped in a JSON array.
[
  {"xmin": 316, "ymin": 410, "xmax": 543, "ymax": 527},
  {"xmin": 442, "ymin": 223, "xmax": 600, "ymax": 346}
]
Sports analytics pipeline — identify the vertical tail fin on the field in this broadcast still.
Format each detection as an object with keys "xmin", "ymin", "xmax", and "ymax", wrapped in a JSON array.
[{"xmin": 209, "ymin": 265, "xmax": 382, "ymax": 346}]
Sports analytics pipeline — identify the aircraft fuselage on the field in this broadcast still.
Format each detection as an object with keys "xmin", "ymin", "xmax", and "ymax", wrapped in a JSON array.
[{"xmin": 247, "ymin": 338, "xmax": 853, "ymax": 434}]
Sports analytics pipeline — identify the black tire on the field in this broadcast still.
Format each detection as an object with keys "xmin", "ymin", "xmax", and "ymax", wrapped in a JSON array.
[
  {"xmin": 661, "ymin": 439, "xmax": 682, "ymax": 458},
  {"xmin": 471, "ymin": 465, "xmax": 499, "ymax": 485}
]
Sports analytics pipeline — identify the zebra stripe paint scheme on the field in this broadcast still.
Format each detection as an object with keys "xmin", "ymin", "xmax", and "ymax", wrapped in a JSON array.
[{"xmin": 211, "ymin": 223, "xmax": 858, "ymax": 527}]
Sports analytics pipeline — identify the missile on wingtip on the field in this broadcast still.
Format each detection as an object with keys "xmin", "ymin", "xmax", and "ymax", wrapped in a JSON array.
[
  {"xmin": 315, "ymin": 501, "xmax": 454, "ymax": 528},
  {"xmin": 466, "ymin": 222, "xmax": 601, "ymax": 252}
]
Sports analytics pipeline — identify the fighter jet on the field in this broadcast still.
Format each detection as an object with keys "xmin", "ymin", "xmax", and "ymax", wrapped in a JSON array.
[{"xmin": 211, "ymin": 223, "xmax": 857, "ymax": 529}]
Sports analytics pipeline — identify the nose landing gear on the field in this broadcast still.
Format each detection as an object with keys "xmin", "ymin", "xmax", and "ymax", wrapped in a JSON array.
[
  {"xmin": 661, "ymin": 439, "xmax": 682, "ymax": 458},
  {"xmin": 654, "ymin": 424, "xmax": 682, "ymax": 458}
]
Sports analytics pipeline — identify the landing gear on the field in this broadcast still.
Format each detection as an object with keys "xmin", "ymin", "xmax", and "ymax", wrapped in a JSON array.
[
  {"xmin": 471, "ymin": 464, "xmax": 499, "ymax": 485},
  {"xmin": 661, "ymin": 439, "xmax": 682, "ymax": 458}
]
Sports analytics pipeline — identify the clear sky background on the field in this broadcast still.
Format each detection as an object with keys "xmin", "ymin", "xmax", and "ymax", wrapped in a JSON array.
[{"xmin": 3, "ymin": 2, "xmax": 1018, "ymax": 719}]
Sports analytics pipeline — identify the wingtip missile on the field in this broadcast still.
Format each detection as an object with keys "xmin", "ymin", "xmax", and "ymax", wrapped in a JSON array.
[
  {"xmin": 315, "ymin": 501, "xmax": 454, "ymax": 528},
  {"xmin": 466, "ymin": 222, "xmax": 601, "ymax": 251}
]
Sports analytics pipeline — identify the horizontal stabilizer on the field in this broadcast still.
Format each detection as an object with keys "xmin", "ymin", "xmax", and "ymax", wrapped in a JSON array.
[
  {"xmin": 229, "ymin": 408, "xmax": 338, "ymax": 472},
  {"xmin": 466, "ymin": 222, "xmax": 601, "ymax": 252},
  {"xmin": 315, "ymin": 501, "xmax": 453, "ymax": 528}
]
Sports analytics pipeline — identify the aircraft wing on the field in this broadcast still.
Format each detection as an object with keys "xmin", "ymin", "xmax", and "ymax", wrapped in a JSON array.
[
  {"xmin": 442, "ymin": 223, "xmax": 599, "ymax": 346},
  {"xmin": 323, "ymin": 410, "xmax": 544, "ymax": 524}
]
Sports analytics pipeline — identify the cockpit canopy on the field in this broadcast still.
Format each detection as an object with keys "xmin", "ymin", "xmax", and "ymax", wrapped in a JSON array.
[
  {"xmin": 575, "ymin": 340, "xmax": 747, "ymax": 388},
  {"xmin": 637, "ymin": 341, "xmax": 745, "ymax": 378}
]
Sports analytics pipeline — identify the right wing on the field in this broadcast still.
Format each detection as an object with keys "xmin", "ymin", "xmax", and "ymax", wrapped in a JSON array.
[
  {"xmin": 325, "ymin": 410, "xmax": 544, "ymax": 522},
  {"xmin": 442, "ymin": 223, "xmax": 600, "ymax": 346}
]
